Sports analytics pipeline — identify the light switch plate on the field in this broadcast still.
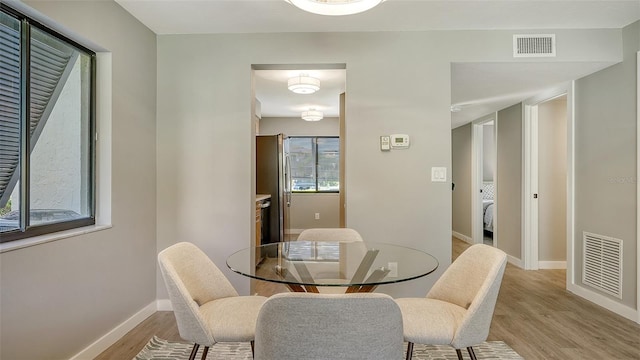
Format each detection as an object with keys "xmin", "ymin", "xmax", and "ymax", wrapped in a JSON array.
[
  {"xmin": 380, "ymin": 136, "xmax": 390, "ymax": 151},
  {"xmin": 431, "ymin": 167, "xmax": 447, "ymax": 182}
]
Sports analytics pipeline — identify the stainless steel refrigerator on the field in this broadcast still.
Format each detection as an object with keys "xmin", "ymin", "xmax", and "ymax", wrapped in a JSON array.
[{"xmin": 256, "ymin": 134, "xmax": 291, "ymax": 244}]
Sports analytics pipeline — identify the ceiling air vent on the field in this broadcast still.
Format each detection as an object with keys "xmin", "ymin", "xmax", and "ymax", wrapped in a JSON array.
[
  {"xmin": 582, "ymin": 232, "xmax": 623, "ymax": 299},
  {"xmin": 513, "ymin": 34, "xmax": 556, "ymax": 57}
]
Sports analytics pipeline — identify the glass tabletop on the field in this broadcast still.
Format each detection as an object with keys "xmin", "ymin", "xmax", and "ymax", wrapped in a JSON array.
[{"xmin": 227, "ymin": 241, "xmax": 439, "ymax": 292}]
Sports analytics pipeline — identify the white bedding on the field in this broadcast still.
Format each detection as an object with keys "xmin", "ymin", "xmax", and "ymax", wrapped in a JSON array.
[{"xmin": 483, "ymin": 200, "xmax": 494, "ymax": 232}]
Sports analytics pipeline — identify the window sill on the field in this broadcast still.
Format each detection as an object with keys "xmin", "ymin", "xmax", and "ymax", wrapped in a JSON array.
[{"xmin": 0, "ymin": 224, "xmax": 112, "ymax": 253}]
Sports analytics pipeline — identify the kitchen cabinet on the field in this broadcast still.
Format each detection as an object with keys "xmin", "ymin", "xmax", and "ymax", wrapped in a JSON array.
[{"xmin": 256, "ymin": 194, "xmax": 271, "ymax": 265}]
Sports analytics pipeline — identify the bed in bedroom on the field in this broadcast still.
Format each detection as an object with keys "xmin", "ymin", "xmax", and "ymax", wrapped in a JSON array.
[{"xmin": 482, "ymin": 182, "xmax": 495, "ymax": 233}]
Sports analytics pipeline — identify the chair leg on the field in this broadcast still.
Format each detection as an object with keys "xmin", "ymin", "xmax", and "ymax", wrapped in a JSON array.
[
  {"xmin": 455, "ymin": 348, "xmax": 464, "ymax": 360},
  {"xmin": 467, "ymin": 346, "xmax": 477, "ymax": 360},
  {"xmin": 189, "ymin": 344, "xmax": 200, "ymax": 360},
  {"xmin": 251, "ymin": 341, "xmax": 255, "ymax": 358},
  {"xmin": 405, "ymin": 342, "xmax": 414, "ymax": 360},
  {"xmin": 200, "ymin": 346, "xmax": 209, "ymax": 360}
]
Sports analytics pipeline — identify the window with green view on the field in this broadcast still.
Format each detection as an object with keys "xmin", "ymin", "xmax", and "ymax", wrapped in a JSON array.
[{"xmin": 289, "ymin": 137, "xmax": 339, "ymax": 193}]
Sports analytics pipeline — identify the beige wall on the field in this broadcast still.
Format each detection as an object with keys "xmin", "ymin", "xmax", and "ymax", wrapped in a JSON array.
[
  {"xmin": 575, "ymin": 21, "xmax": 639, "ymax": 309},
  {"xmin": 1, "ymin": 1, "xmax": 157, "ymax": 359},
  {"xmin": 0, "ymin": 2, "xmax": 633, "ymax": 357},
  {"xmin": 452, "ymin": 123, "xmax": 472, "ymax": 239},
  {"xmin": 483, "ymin": 124, "xmax": 496, "ymax": 182},
  {"xmin": 259, "ymin": 116, "xmax": 339, "ymax": 136},
  {"xmin": 497, "ymin": 103, "xmax": 523, "ymax": 259},
  {"xmin": 290, "ymin": 193, "xmax": 340, "ymax": 230},
  {"xmin": 156, "ymin": 29, "xmax": 623, "ymax": 300},
  {"xmin": 538, "ymin": 97, "xmax": 567, "ymax": 262}
]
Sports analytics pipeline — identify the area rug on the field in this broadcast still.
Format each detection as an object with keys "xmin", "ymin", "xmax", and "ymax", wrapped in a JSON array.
[{"xmin": 135, "ymin": 336, "xmax": 523, "ymax": 359}]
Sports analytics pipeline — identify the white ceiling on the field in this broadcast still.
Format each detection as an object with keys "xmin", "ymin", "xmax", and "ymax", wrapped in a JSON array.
[
  {"xmin": 116, "ymin": 0, "xmax": 640, "ymax": 34},
  {"xmin": 255, "ymin": 69, "xmax": 346, "ymax": 118},
  {"xmin": 115, "ymin": 0, "xmax": 640, "ymax": 127}
]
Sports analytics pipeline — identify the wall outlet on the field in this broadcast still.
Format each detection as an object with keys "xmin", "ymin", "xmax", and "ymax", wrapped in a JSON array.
[{"xmin": 314, "ymin": 213, "xmax": 320, "ymax": 220}]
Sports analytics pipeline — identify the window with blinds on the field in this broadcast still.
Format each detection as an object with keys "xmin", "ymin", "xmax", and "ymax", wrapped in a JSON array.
[{"xmin": 0, "ymin": 6, "xmax": 96, "ymax": 242}]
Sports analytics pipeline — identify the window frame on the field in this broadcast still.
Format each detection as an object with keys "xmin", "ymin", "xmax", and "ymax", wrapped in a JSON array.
[
  {"xmin": 0, "ymin": 4, "xmax": 97, "ymax": 243},
  {"xmin": 289, "ymin": 136, "xmax": 340, "ymax": 194}
]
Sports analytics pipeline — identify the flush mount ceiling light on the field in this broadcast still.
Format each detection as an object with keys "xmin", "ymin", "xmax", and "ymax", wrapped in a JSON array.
[
  {"xmin": 288, "ymin": 74, "xmax": 320, "ymax": 94},
  {"xmin": 301, "ymin": 109, "xmax": 323, "ymax": 121},
  {"xmin": 286, "ymin": 0, "xmax": 386, "ymax": 16}
]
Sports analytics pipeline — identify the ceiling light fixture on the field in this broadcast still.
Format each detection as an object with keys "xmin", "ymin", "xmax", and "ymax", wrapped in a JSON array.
[
  {"xmin": 286, "ymin": 0, "xmax": 386, "ymax": 16},
  {"xmin": 301, "ymin": 109, "xmax": 323, "ymax": 121},
  {"xmin": 288, "ymin": 74, "xmax": 320, "ymax": 94}
]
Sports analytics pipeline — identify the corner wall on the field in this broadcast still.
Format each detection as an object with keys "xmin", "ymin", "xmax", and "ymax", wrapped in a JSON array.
[
  {"xmin": 0, "ymin": 2, "xmax": 158, "ymax": 359},
  {"xmin": 574, "ymin": 20, "xmax": 639, "ymax": 310},
  {"xmin": 496, "ymin": 103, "xmax": 523, "ymax": 259},
  {"xmin": 452, "ymin": 123, "xmax": 472, "ymax": 240}
]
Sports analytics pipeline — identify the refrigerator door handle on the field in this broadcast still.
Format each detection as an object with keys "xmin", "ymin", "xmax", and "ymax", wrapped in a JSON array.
[{"xmin": 285, "ymin": 155, "xmax": 292, "ymax": 207}]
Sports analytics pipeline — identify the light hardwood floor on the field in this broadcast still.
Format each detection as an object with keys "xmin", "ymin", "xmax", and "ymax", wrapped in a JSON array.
[{"xmin": 95, "ymin": 238, "xmax": 640, "ymax": 359}]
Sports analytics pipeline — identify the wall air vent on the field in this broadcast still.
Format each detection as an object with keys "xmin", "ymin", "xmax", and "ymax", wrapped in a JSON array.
[
  {"xmin": 513, "ymin": 34, "xmax": 556, "ymax": 57},
  {"xmin": 582, "ymin": 232, "xmax": 623, "ymax": 299}
]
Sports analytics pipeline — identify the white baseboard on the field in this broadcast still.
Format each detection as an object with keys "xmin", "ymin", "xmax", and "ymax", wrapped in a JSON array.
[
  {"xmin": 568, "ymin": 283, "xmax": 639, "ymax": 324},
  {"xmin": 507, "ymin": 254, "xmax": 524, "ymax": 268},
  {"xmin": 539, "ymin": 261, "xmax": 566, "ymax": 269},
  {"xmin": 69, "ymin": 301, "xmax": 157, "ymax": 360},
  {"xmin": 452, "ymin": 231, "xmax": 472, "ymax": 244},
  {"xmin": 157, "ymin": 299, "xmax": 173, "ymax": 311}
]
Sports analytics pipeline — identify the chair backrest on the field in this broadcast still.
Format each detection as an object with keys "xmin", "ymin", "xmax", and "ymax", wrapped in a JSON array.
[
  {"xmin": 158, "ymin": 242, "xmax": 238, "ymax": 346},
  {"xmin": 254, "ymin": 293, "xmax": 404, "ymax": 360},
  {"xmin": 297, "ymin": 228, "xmax": 364, "ymax": 242},
  {"xmin": 426, "ymin": 244, "xmax": 507, "ymax": 348}
]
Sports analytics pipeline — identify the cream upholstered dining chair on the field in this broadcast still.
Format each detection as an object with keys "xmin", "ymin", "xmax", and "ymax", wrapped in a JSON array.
[
  {"xmin": 254, "ymin": 292, "xmax": 404, "ymax": 360},
  {"xmin": 296, "ymin": 228, "xmax": 364, "ymax": 293},
  {"xmin": 297, "ymin": 227, "xmax": 364, "ymax": 242},
  {"xmin": 395, "ymin": 244, "xmax": 507, "ymax": 360},
  {"xmin": 158, "ymin": 242, "xmax": 267, "ymax": 360}
]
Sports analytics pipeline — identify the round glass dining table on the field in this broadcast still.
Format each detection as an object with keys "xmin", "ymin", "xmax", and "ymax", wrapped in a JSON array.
[{"xmin": 227, "ymin": 241, "xmax": 439, "ymax": 293}]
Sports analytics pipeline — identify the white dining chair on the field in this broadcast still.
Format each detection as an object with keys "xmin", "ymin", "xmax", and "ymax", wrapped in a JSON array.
[
  {"xmin": 395, "ymin": 244, "xmax": 507, "ymax": 360},
  {"xmin": 297, "ymin": 227, "xmax": 364, "ymax": 242},
  {"xmin": 296, "ymin": 228, "xmax": 365, "ymax": 293},
  {"xmin": 254, "ymin": 292, "xmax": 404, "ymax": 360},
  {"xmin": 158, "ymin": 242, "xmax": 267, "ymax": 360}
]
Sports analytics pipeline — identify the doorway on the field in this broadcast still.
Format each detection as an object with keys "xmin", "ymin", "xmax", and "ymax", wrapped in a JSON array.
[
  {"xmin": 472, "ymin": 116, "xmax": 497, "ymax": 246},
  {"xmin": 523, "ymin": 86, "xmax": 573, "ymax": 272},
  {"xmin": 251, "ymin": 65, "xmax": 346, "ymax": 236},
  {"xmin": 536, "ymin": 95, "xmax": 568, "ymax": 269}
]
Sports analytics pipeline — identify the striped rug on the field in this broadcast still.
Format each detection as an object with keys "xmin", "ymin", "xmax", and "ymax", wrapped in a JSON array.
[{"xmin": 135, "ymin": 336, "xmax": 523, "ymax": 359}]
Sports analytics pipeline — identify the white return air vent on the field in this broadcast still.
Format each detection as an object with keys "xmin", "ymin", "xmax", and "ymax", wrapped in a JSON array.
[
  {"xmin": 582, "ymin": 232, "xmax": 623, "ymax": 299},
  {"xmin": 513, "ymin": 34, "xmax": 556, "ymax": 57}
]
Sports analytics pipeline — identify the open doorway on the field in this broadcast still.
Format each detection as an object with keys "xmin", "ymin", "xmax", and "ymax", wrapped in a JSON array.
[
  {"xmin": 472, "ymin": 116, "xmax": 497, "ymax": 246},
  {"xmin": 251, "ymin": 65, "xmax": 346, "ymax": 296},
  {"xmin": 523, "ymin": 86, "xmax": 572, "ymax": 272},
  {"xmin": 536, "ymin": 95, "xmax": 568, "ymax": 269},
  {"xmin": 251, "ymin": 65, "xmax": 346, "ymax": 239}
]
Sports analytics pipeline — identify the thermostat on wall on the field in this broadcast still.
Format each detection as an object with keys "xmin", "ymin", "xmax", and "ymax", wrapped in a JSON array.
[{"xmin": 390, "ymin": 134, "xmax": 410, "ymax": 149}]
